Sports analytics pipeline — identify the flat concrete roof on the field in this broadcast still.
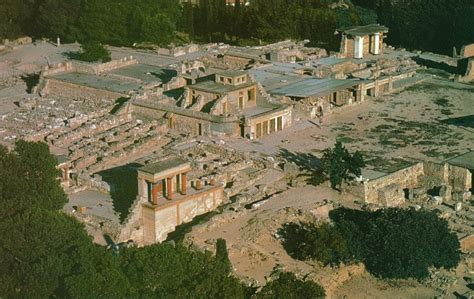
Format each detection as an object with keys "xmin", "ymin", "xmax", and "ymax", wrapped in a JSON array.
[
  {"xmin": 249, "ymin": 69, "xmax": 306, "ymax": 90},
  {"xmin": 140, "ymin": 158, "xmax": 189, "ymax": 175},
  {"xmin": 109, "ymin": 64, "xmax": 177, "ymax": 84},
  {"xmin": 312, "ymin": 57, "xmax": 350, "ymax": 66},
  {"xmin": 336, "ymin": 24, "xmax": 389, "ymax": 36},
  {"xmin": 190, "ymin": 80, "xmax": 254, "ymax": 94},
  {"xmin": 446, "ymin": 151, "xmax": 474, "ymax": 170},
  {"xmin": 270, "ymin": 78, "xmax": 362, "ymax": 98},
  {"xmin": 51, "ymin": 72, "xmax": 140, "ymax": 94},
  {"xmin": 215, "ymin": 69, "xmax": 247, "ymax": 78}
]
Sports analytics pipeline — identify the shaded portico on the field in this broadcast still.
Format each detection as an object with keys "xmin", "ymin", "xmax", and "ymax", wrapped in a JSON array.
[{"xmin": 137, "ymin": 158, "xmax": 192, "ymax": 205}]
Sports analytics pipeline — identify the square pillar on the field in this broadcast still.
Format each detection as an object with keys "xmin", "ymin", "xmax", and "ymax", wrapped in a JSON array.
[
  {"xmin": 151, "ymin": 183, "xmax": 159, "ymax": 205},
  {"xmin": 166, "ymin": 177, "xmax": 173, "ymax": 200},
  {"xmin": 181, "ymin": 173, "xmax": 187, "ymax": 195}
]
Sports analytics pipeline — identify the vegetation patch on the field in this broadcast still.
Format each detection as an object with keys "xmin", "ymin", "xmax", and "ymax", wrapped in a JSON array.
[{"xmin": 279, "ymin": 207, "xmax": 461, "ymax": 280}]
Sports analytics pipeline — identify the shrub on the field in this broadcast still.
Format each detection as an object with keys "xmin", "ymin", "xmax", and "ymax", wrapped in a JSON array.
[
  {"xmin": 363, "ymin": 208, "xmax": 460, "ymax": 279},
  {"xmin": 280, "ymin": 207, "xmax": 461, "ymax": 280},
  {"xmin": 73, "ymin": 41, "xmax": 111, "ymax": 62},
  {"xmin": 256, "ymin": 272, "xmax": 325, "ymax": 299},
  {"xmin": 279, "ymin": 222, "xmax": 350, "ymax": 266}
]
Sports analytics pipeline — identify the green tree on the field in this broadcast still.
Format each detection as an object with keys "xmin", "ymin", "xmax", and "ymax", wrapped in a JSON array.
[
  {"xmin": 320, "ymin": 141, "xmax": 365, "ymax": 190},
  {"xmin": 256, "ymin": 272, "xmax": 325, "ymax": 299},
  {"xmin": 36, "ymin": 0, "xmax": 82, "ymax": 42},
  {"xmin": 363, "ymin": 208, "xmax": 460, "ymax": 279},
  {"xmin": 120, "ymin": 243, "xmax": 248, "ymax": 298},
  {"xmin": 140, "ymin": 13, "xmax": 175, "ymax": 46},
  {"xmin": 0, "ymin": 141, "xmax": 67, "ymax": 218},
  {"xmin": 73, "ymin": 41, "xmax": 111, "ymax": 63},
  {"xmin": 0, "ymin": 209, "xmax": 128, "ymax": 298},
  {"xmin": 279, "ymin": 222, "xmax": 351, "ymax": 266}
]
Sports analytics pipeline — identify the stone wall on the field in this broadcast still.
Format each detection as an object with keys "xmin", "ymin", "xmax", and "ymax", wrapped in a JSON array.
[
  {"xmin": 344, "ymin": 163, "xmax": 424, "ymax": 205},
  {"xmin": 141, "ymin": 185, "xmax": 225, "ymax": 244},
  {"xmin": 344, "ymin": 161, "xmax": 472, "ymax": 206},
  {"xmin": 458, "ymin": 58, "xmax": 474, "ymax": 83},
  {"xmin": 44, "ymin": 78, "xmax": 124, "ymax": 101},
  {"xmin": 460, "ymin": 44, "xmax": 474, "ymax": 58}
]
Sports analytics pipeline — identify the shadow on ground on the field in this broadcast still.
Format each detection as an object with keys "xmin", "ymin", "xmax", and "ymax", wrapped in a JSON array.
[
  {"xmin": 21, "ymin": 73, "xmax": 39, "ymax": 93},
  {"xmin": 278, "ymin": 148, "xmax": 325, "ymax": 186},
  {"xmin": 441, "ymin": 115, "xmax": 474, "ymax": 129},
  {"xmin": 96, "ymin": 163, "xmax": 141, "ymax": 223}
]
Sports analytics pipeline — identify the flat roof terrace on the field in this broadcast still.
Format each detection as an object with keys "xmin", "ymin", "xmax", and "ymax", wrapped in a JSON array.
[
  {"xmin": 190, "ymin": 80, "xmax": 255, "ymax": 94},
  {"xmin": 109, "ymin": 64, "xmax": 177, "ymax": 84},
  {"xmin": 270, "ymin": 78, "xmax": 362, "ymax": 98},
  {"xmin": 50, "ymin": 72, "xmax": 141, "ymax": 94}
]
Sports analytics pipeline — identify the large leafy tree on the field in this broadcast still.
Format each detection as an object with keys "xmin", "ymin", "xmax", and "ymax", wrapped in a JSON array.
[
  {"xmin": 320, "ymin": 141, "xmax": 365, "ymax": 190},
  {"xmin": 256, "ymin": 272, "xmax": 326, "ymax": 299},
  {"xmin": 0, "ymin": 141, "xmax": 67, "ymax": 218},
  {"xmin": 120, "ymin": 243, "xmax": 248, "ymax": 298},
  {"xmin": 363, "ymin": 208, "xmax": 461, "ymax": 279},
  {"xmin": 279, "ymin": 222, "xmax": 350, "ymax": 266}
]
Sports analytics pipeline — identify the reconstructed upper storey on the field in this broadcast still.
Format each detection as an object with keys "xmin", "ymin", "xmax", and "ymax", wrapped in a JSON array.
[{"xmin": 336, "ymin": 24, "xmax": 389, "ymax": 59}]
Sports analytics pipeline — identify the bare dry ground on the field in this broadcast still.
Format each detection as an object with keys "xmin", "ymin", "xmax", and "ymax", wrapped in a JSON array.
[
  {"xmin": 193, "ymin": 77, "xmax": 474, "ymax": 298},
  {"xmin": 226, "ymin": 77, "xmax": 474, "ymax": 174}
]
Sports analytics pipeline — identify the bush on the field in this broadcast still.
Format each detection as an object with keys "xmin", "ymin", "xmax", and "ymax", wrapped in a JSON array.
[
  {"xmin": 362, "ymin": 208, "xmax": 461, "ymax": 279},
  {"xmin": 279, "ymin": 222, "xmax": 350, "ymax": 266},
  {"xmin": 73, "ymin": 41, "xmax": 111, "ymax": 62},
  {"xmin": 256, "ymin": 272, "xmax": 325, "ymax": 299},
  {"xmin": 280, "ymin": 208, "xmax": 461, "ymax": 280}
]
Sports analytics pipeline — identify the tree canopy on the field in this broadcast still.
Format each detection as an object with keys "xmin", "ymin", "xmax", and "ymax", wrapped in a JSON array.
[
  {"xmin": 279, "ymin": 207, "xmax": 461, "ymax": 280},
  {"xmin": 256, "ymin": 272, "xmax": 326, "ymax": 299},
  {"xmin": 1, "ymin": 141, "xmax": 326, "ymax": 298},
  {"xmin": 320, "ymin": 141, "xmax": 365, "ymax": 190},
  {"xmin": 1, "ymin": 0, "xmax": 472, "ymax": 54}
]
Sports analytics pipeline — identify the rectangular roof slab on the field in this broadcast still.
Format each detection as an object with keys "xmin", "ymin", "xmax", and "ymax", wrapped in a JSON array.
[
  {"xmin": 446, "ymin": 151, "xmax": 474, "ymax": 170},
  {"xmin": 51, "ymin": 72, "xmax": 140, "ymax": 94},
  {"xmin": 215, "ymin": 69, "xmax": 247, "ymax": 78},
  {"xmin": 190, "ymin": 80, "xmax": 254, "ymax": 94},
  {"xmin": 270, "ymin": 78, "xmax": 362, "ymax": 98},
  {"xmin": 109, "ymin": 64, "xmax": 177, "ymax": 84},
  {"xmin": 336, "ymin": 24, "xmax": 389, "ymax": 37},
  {"xmin": 139, "ymin": 158, "xmax": 190, "ymax": 176}
]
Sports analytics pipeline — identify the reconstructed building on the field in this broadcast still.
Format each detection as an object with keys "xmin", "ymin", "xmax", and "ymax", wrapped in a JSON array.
[
  {"xmin": 120, "ymin": 157, "xmax": 226, "ymax": 244},
  {"xmin": 133, "ymin": 70, "xmax": 292, "ymax": 139},
  {"xmin": 336, "ymin": 24, "xmax": 389, "ymax": 59}
]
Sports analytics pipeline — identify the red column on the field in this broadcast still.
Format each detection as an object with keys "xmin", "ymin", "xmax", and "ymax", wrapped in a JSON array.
[
  {"xmin": 152, "ymin": 183, "xmax": 159, "ymax": 205},
  {"xmin": 166, "ymin": 177, "xmax": 173, "ymax": 200},
  {"xmin": 181, "ymin": 173, "xmax": 187, "ymax": 195}
]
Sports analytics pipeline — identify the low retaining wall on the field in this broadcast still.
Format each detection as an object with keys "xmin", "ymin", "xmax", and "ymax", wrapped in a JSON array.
[
  {"xmin": 141, "ymin": 186, "xmax": 225, "ymax": 244},
  {"xmin": 343, "ymin": 161, "xmax": 472, "ymax": 206}
]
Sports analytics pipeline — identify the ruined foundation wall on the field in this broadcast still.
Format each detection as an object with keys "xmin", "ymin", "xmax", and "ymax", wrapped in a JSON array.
[
  {"xmin": 362, "ymin": 163, "xmax": 424, "ymax": 204},
  {"xmin": 142, "ymin": 186, "xmax": 225, "ymax": 244},
  {"xmin": 423, "ymin": 162, "xmax": 472, "ymax": 191},
  {"xmin": 460, "ymin": 44, "xmax": 474, "ymax": 58},
  {"xmin": 45, "ymin": 79, "xmax": 124, "ymax": 101}
]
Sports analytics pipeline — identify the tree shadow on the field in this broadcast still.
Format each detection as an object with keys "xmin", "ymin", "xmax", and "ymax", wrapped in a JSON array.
[
  {"xmin": 96, "ymin": 163, "xmax": 141, "ymax": 223},
  {"xmin": 413, "ymin": 56, "xmax": 461, "ymax": 74},
  {"xmin": 278, "ymin": 148, "xmax": 325, "ymax": 186},
  {"xmin": 21, "ymin": 73, "xmax": 40, "ymax": 93},
  {"xmin": 441, "ymin": 115, "xmax": 474, "ymax": 129}
]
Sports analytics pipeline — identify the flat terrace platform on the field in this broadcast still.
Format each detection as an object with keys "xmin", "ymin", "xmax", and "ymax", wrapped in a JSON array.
[
  {"xmin": 109, "ymin": 64, "xmax": 177, "ymax": 84},
  {"xmin": 51, "ymin": 72, "xmax": 140, "ymax": 94}
]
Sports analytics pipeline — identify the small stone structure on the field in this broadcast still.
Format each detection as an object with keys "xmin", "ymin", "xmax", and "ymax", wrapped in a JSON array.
[{"xmin": 343, "ymin": 161, "xmax": 472, "ymax": 206}]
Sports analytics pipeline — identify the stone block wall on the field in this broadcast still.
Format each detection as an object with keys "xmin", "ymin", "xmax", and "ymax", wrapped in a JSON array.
[
  {"xmin": 44, "ymin": 79, "xmax": 124, "ymax": 101},
  {"xmin": 351, "ymin": 162, "xmax": 425, "ymax": 204},
  {"xmin": 460, "ymin": 44, "xmax": 474, "ymax": 58},
  {"xmin": 141, "ymin": 186, "xmax": 225, "ymax": 244}
]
